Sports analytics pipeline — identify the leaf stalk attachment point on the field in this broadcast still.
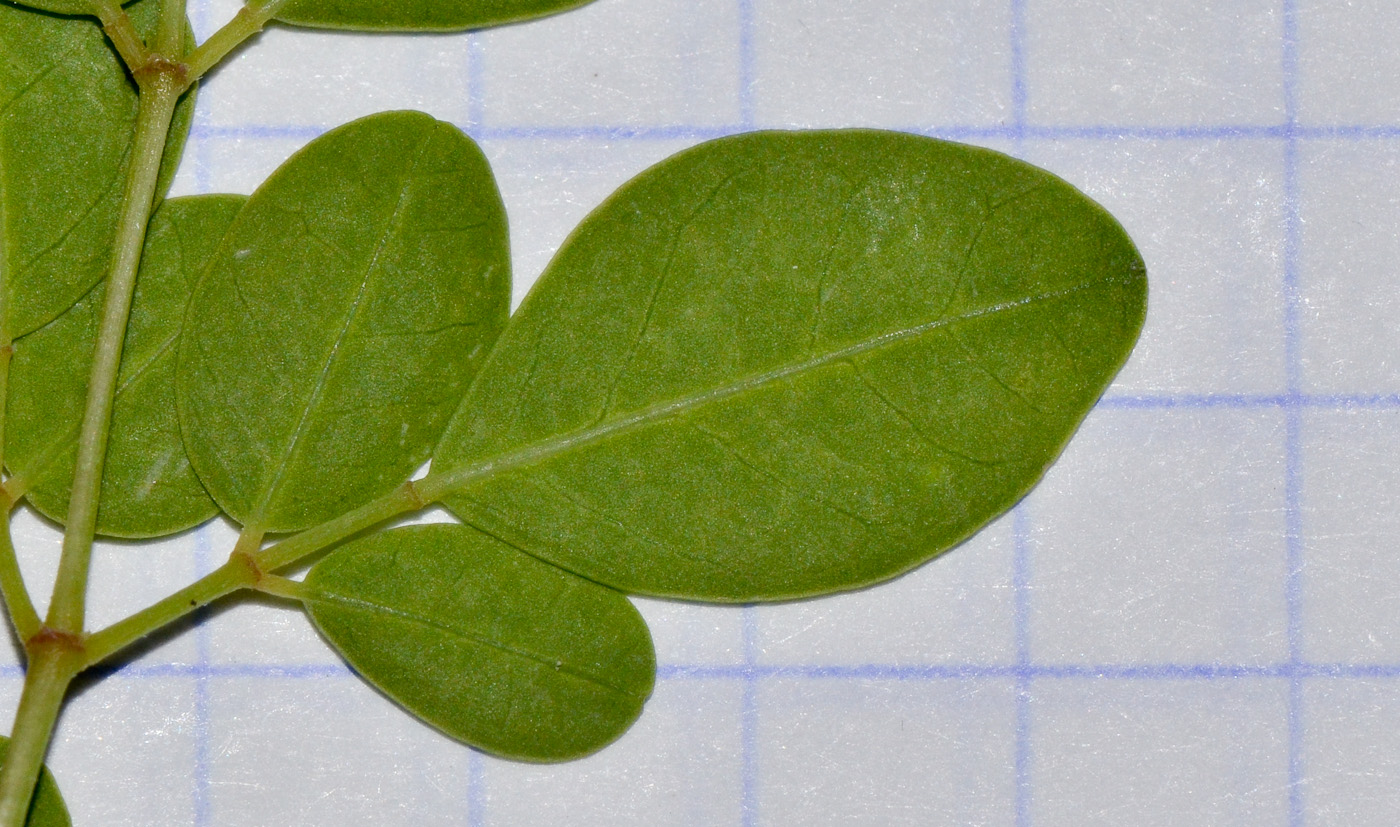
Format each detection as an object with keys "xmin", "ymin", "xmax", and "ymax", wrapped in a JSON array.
[{"xmin": 85, "ymin": 480, "xmax": 431, "ymax": 665}]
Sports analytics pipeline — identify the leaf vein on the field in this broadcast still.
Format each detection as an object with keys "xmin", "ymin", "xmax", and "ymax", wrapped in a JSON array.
[
  {"xmin": 846, "ymin": 361, "xmax": 1005, "ymax": 469},
  {"xmin": 689, "ymin": 421, "xmax": 879, "ymax": 530},
  {"xmin": 308, "ymin": 589, "xmax": 636, "ymax": 696},
  {"xmin": 432, "ymin": 275, "xmax": 1120, "ymax": 497},
  {"xmin": 249, "ymin": 133, "xmax": 433, "ymax": 525},
  {"xmin": 595, "ymin": 163, "xmax": 756, "ymax": 421}
]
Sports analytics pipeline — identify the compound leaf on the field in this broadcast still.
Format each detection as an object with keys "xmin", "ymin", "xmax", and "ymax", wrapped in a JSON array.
[
  {"xmin": 303, "ymin": 523, "xmax": 654, "ymax": 761},
  {"xmin": 268, "ymin": 0, "xmax": 597, "ymax": 33},
  {"xmin": 7, "ymin": 195, "xmax": 243, "ymax": 538},
  {"xmin": 0, "ymin": 0, "xmax": 194, "ymax": 338},
  {"xmin": 432, "ymin": 130, "xmax": 1147, "ymax": 601},
  {"xmin": 177, "ymin": 111, "xmax": 510, "ymax": 534},
  {"xmin": 0, "ymin": 736, "xmax": 71, "ymax": 827}
]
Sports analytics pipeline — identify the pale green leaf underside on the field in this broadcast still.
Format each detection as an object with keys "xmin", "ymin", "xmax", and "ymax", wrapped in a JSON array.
[
  {"xmin": 304, "ymin": 524, "xmax": 654, "ymax": 761},
  {"xmin": 0, "ymin": 0, "xmax": 194, "ymax": 338},
  {"xmin": 0, "ymin": 736, "xmax": 70, "ymax": 827},
  {"xmin": 269, "ymin": 0, "xmax": 597, "ymax": 32},
  {"xmin": 177, "ymin": 111, "xmax": 510, "ymax": 533},
  {"xmin": 434, "ymin": 130, "xmax": 1147, "ymax": 602},
  {"xmin": 7, "ymin": 195, "xmax": 242, "ymax": 538}
]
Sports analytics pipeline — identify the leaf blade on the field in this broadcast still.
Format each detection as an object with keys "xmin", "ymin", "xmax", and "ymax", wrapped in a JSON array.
[
  {"xmin": 432, "ymin": 130, "xmax": 1146, "ymax": 601},
  {"xmin": 303, "ymin": 523, "xmax": 655, "ymax": 762},
  {"xmin": 6, "ymin": 195, "xmax": 243, "ymax": 538},
  {"xmin": 269, "ymin": 0, "xmax": 597, "ymax": 32},
  {"xmin": 0, "ymin": 0, "xmax": 195, "ymax": 338},
  {"xmin": 177, "ymin": 111, "xmax": 510, "ymax": 532}
]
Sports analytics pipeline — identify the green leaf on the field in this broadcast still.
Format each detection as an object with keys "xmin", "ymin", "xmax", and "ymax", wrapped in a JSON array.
[
  {"xmin": 0, "ymin": 0, "xmax": 195, "ymax": 338},
  {"xmin": 5, "ymin": 0, "xmax": 90, "ymax": 17},
  {"xmin": 7, "ymin": 195, "xmax": 243, "ymax": 538},
  {"xmin": 177, "ymin": 111, "xmax": 510, "ymax": 534},
  {"xmin": 432, "ymin": 130, "xmax": 1147, "ymax": 601},
  {"xmin": 303, "ymin": 523, "xmax": 654, "ymax": 762},
  {"xmin": 268, "ymin": 0, "xmax": 598, "ymax": 32},
  {"xmin": 0, "ymin": 736, "xmax": 71, "ymax": 827}
]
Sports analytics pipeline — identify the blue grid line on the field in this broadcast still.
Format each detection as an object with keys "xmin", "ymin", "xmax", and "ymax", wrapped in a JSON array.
[{"xmin": 467, "ymin": 750, "xmax": 485, "ymax": 827}]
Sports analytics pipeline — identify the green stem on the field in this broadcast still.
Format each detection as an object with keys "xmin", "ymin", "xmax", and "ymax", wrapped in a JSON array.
[
  {"xmin": 183, "ymin": 0, "xmax": 292, "ymax": 83},
  {"xmin": 0, "ymin": 642, "xmax": 82, "ymax": 827},
  {"xmin": 154, "ymin": 0, "xmax": 186, "ymax": 58},
  {"xmin": 82, "ymin": 558, "xmax": 256, "ymax": 667},
  {"xmin": 85, "ymin": 480, "xmax": 428, "ymax": 664},
  {"xmin": 46, "ymin": 75, "xmax": 182, "ymax": 635},
  {"xmin": 0, "ymin": 509, "xmax": 39, "ymax": 644},
  {"xmin": 84, "ymin": 407, "xmax": 653, "ymax": 662},
  {"xmin": 89, "ymin": 0, "xmax": 151, "ymax": 72},
  {"xmin": 253, "ymin": 480, "xmax": 426, "ymax": 571},
  {"xmin": 252, "ymin": 574, "xmax": 309, "ymax": 602}
]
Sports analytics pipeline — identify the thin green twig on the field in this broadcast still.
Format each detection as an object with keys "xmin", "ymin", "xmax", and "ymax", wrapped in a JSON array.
[
  {"xmin": 0, "ymin": 509, "xmax": 39, "ymax": 643},
  {"xmin": 46, "ymin": 75, "xmax": 183, "ymax": 635},
  {"xmin": 183, "ymin": 0, "xmax": 294, "ymax": 84},
  {"xmin": 88, "ymin": 0, "xmax": 151, "ymax": 73}
]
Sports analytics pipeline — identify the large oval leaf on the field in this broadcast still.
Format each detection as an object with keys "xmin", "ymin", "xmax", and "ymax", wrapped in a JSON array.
[
  {"xmin": 0, "ymin": 0, "xmax": 195, "ymax": 338},
  {"xmin": 303, "ymin": 524, "xmax": 655, "ymax": 761},
  {"xmin": 432, "ymin": 130, "xmax": 1147, "ymax": 601},
  {"xmin": 269, "ymin": 0, "xmax": 596, "ymax": 32},
  {"xmin": 7, "ymin": 195, "xmax": 243, "ymax": 538},
  {"xmin": 0, "ymin": 736, "xmax": 71, "ymax": 827},
  {"xmin": 177, "ymin": 111, "xmax": 510, "ymax": 533}
]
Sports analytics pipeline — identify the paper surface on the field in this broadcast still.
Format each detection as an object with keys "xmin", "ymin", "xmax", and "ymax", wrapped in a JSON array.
[{"xmin": 9, "ymin": 0, "xmax": 1400, "ymax": 824}]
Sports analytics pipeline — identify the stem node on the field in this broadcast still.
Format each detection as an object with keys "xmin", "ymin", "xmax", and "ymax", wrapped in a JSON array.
[
  {"xmin": 23, "ymin": 627, "xmax": 85, "ymax": 660},
  {"xmin": 228, "ymin": 547, "xmax": 266, "ymax": 590},
  {"xmin": 133, "ymin": 56, "xmax": 191, "ymax": 94}
]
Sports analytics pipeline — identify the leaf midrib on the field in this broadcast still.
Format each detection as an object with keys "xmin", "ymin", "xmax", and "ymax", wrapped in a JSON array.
[
  {"xmin": 248, "ymin": 130, "xmax": 433, "ymax": 527},
  {"xmin": 306, "ymin": 587, "xmax": 639, "ymax": 697},
  {"xmin": 430, "ymin": 273, "xmax": 1131, "ymax": 498}
]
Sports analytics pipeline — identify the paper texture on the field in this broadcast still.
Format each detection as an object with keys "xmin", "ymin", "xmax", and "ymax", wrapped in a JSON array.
[{"xmin": 9, "ymin": 0, "xmax": 1398, "ymax": 823}]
